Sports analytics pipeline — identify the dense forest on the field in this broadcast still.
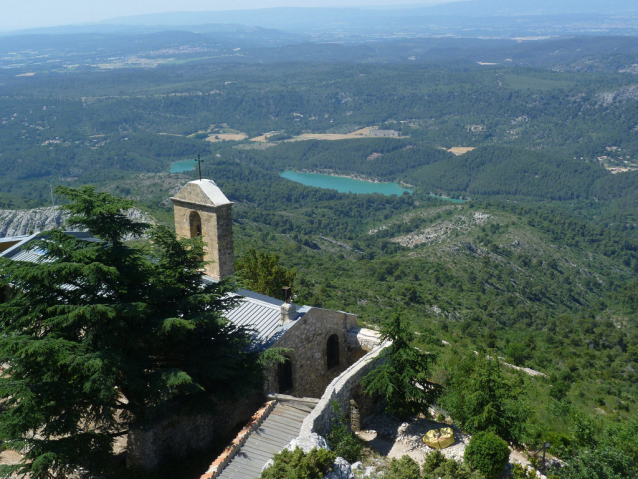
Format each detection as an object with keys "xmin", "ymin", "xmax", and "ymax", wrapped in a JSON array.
[{"xmin": 0, "ymin": 29, "xmax": 637, "ymax": 476}]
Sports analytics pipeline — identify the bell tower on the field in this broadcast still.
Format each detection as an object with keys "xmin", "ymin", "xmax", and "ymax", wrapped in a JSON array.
[{"xmin": 171, "ymin": 179, "xmax": 235, "ymax": 280}]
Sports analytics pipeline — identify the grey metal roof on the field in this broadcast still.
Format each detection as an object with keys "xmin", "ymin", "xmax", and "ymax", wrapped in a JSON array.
[
  {"xmin": 226, "ymin": 290, "xmax": 310, "ymax": 352},
  {"xmin": 0, "ymin": 235, "xmax": 30, "ymax": 243},
  {"xmin": 0, "ymin": 233, "xmax": 39, "ymax": 259},
  {"xmin": 227, "ymin": 290, "xmax": 282, "ymax": 345},
  {"xmin": 0, "ymin": 231, "xmax": 96, "ymax": 261},
  {"xmin": 9, "ymin": 248, "xmax": 49, "ymax": 263}
]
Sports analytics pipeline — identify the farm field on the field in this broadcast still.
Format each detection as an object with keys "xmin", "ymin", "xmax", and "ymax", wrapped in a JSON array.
[
  {"xmin": 447, "ymin": 147, "xmax": 476, "ymax": 156},
  {"xmin": 250, "ymin": 132, "xmax": 282, "ymax": 142},
  {"xmin": 287, "ymin": 127, "xmax": 408, "ymax": 142},
  {"xmin": 205, "ymin": 133, "xmax": 249, "ymax": 142}
]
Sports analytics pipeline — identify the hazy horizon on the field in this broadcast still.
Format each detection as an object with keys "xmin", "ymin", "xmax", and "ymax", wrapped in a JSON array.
[{"xmin": 0, "ymin": 0, "xmax": 456, "ymax": 31}]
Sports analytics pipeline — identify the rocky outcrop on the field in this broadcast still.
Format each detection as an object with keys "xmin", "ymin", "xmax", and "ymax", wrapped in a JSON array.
[
  {"xmin": 0, "ymin": 207, "xmax": 65, "ymax": 237},
  {"xmin": 597, "ymin": 84, "xmax": 638, "ymax": 106},
  {"xmin": 285, "ymin": 433, "xmax": 330, "ymax": 454},
  {"xmin": 0, "ymin": 207, "xmax": 154, "ymax": 239},
  {"xmin": 326, "ymin": 457, "xmax": 354, "ymax": 479}
]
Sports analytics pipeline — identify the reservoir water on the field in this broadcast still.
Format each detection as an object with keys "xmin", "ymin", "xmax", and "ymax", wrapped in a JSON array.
[
  {"xmin": 170, "ymin": 159, "xmax": 198, "ymax": 173},
  {"xmin": 280, "ymin": 171, "xmax": 411, "ymax": 196}
]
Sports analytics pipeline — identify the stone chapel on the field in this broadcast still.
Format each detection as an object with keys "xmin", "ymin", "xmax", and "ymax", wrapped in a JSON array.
[
  {"xmin": 0, "ymin": 178, "xmax": 384, "ymax": 472},
  {"xmin": 170, "ymin": 178, "xmax": 380, "ymax": 398}
]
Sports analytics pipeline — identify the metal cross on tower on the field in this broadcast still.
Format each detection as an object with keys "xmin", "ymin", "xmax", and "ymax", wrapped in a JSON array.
[{"xmin": 196, "ymin": 154, "xmax": 204, "ymax": 181}]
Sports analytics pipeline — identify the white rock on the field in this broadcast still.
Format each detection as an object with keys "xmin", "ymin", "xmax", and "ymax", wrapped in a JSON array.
[
  {"xmin": 351, "ymin": 461, "xmax": 364, "ymax": 471},
  {"xmin": 285, "ymin": 433, "xmax": 330, "ymax": 453},
  {"xmin": 325, "ymin": 457, "xmax": 354, "ymax": 479},
  {"xmin": 261, "ymin": 459, "xmax": 274, "ymax": 472},
  {"xmin": 363, "ymin": 466, "xmax": 377, "ymax": 477}
]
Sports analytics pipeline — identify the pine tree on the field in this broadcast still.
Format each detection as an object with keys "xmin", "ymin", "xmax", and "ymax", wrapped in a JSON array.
[
  {"xmin": 235, "ymin": 248, "xmax": 296, "ymax": 300},
  {"xmin": 0, "ymin": 186, "xmax": 262, "ymax": 478},
  {"xmin": 440, "ymin": 352, "xmax": 531, "ymax": 446},
  {"xmin": 362, "ymin": 311, "xmax": 440, "ymax": 418}
]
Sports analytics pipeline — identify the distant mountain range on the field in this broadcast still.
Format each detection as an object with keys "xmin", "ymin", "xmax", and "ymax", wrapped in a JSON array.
[
  {"xmin": 2, "ymin": 0, "xmax": 636, "ymax": 38},
  {"xmin": 100, "ymin": 1, "xmax": 637, "ymax": 27}
]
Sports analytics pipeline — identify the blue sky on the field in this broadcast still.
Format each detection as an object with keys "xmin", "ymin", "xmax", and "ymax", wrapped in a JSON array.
[{"xmin": 1, "ymin": 0, "xmax": 453, "ymax": 31}]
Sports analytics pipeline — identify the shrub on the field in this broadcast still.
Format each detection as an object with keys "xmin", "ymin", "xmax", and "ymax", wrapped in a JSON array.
[
  {"xmin": 260, "ymin": 447, "xmax": 336, "ymax": 479},
  {"xmin": 422, "ymin": 451, "xmax": 485, "ymax": 479},
  {"xmin": 464, "ymin": 432, "xmax": 510, "ymax": 479},
  {"xmin": 386, "ymin": 455, "xmax": 422, "ymax": 479},
  {"xmin": 511, "ymin": 463, "xmax": 538, "ymax": 479},
  {"xmin": 422, "ymin": 450, "xmax": 447, "ymax": 474},
  {"xmin": 326, "ymin": 401, "xmax": 363, "ymax": 463}
]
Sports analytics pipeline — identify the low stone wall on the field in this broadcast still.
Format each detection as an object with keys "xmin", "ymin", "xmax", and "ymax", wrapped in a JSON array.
[
  {"xmin": 299, "ymin": 341, "xmax": 390, "ymax": 437},
  {"xmin": 127, "ymin": 392, "xmax": 264, "ymax": 471}
]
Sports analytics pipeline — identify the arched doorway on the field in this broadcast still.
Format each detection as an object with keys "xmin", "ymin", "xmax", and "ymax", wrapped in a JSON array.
[
  {"xmin": 189, "ymin": 211, "xmax": 202, "ymax": 238},
  {"xmin": 327, "ymin": 334, "xmax": 340, "ymax": 370},
  {"xmin": 278, "ymin": 356, "xmax": 293, "ymax": 393}
]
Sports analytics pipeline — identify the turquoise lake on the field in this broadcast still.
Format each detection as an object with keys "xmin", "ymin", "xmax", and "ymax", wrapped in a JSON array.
[
  {"xmin": 280, "ymin": 171, "xmax": 411, "ymax": 196},
  {"xmin": 170, "ymin": 159, "xmax": 198, "ymax": 173}
]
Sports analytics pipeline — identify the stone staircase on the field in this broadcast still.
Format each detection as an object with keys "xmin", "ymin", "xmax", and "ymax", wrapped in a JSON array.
[{"xmin": 211, "ymin": 402, "xmax": 314, "ymax": 479}]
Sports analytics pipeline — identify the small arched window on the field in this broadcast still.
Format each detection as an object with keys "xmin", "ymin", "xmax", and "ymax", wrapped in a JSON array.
[
  {"xmin": 327, "ymin": 334, "xmax": 340, "ymax": 370},
  {"xmin": 278, "ymin": 356, "xmax": 293, "ymax": 393},
  {"xmin": 189, "ymin": 211, "xmax": 202, "ymax": 238}
]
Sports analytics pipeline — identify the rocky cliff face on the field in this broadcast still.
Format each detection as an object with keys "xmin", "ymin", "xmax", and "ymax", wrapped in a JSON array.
[{"xmin": 0, "ymin": 207, "xmax": 154, "ymax": 238}]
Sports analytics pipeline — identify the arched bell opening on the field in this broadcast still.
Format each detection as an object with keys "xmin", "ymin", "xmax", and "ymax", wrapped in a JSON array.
[{"xmin": 189, "ymin": 211, "xmax": 202, "ymax": 238}]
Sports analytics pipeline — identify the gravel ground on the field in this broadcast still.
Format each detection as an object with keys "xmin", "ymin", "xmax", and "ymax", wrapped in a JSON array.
[
  {"xmin": 362, "ymin": 412, "xmax": 471, "ymax": 463},
  {"xmin": 359, "ymin": 413, "xmax": 558, "ymax": 479}
]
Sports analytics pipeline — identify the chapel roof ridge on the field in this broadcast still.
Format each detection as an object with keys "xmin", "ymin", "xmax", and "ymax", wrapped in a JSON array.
[{"xmin": 171, "ymin": 178, "xmax": 233, "ymax": 207}]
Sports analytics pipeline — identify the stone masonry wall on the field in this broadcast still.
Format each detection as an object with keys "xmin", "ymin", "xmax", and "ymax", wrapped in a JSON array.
[
  {"xmin": 265, "ymin": 308, "xmax": 359, "ymax": 399},
  {"xmin": 299, "ymin": 342, "xmax": 389, "ymax": 437},
  {"xmin": 127, "ymin": 392, "xmax": 263, "ymax": 471}
]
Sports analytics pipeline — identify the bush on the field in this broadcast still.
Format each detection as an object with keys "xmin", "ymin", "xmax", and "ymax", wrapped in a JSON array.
[
  {"xmin": 511, "ymin": 463, "xmax": 538, "ymax": 479},
  {"xmin": 326, "ymin": 401, "xmax": 363, "ymax": 462},
  {"xmin": 385, "ymin": 455, "xmax": 422, "ymax": 479},
  {"xmin": 260, "ymin": 447, "xmax": 336, "ymax": 479},
  {"xmin": 464, "ymin": 432, "xmax": 510, "ymax": 479},
  {"xmin": 422, "ymin": 451, "xmax": 486, "ymax": 479}
]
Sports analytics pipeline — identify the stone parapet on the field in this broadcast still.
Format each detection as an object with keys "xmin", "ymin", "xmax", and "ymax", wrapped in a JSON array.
[
  {"xmin": 346, "ymin": 327, "xmax": 382, "ymax": 351},
  {"xmin": 299, "ymin": 341, "xmax": 390, "ymax": 437}
]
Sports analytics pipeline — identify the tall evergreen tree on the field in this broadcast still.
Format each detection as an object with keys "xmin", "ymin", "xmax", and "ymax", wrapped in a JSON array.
[
  {"xmin": 0, "ymin": 186, "xmax": 262, "ymax": 478},
  {"xmin": 440, "ymin": 352, "xmax": 532, "ymax": 446},
  {"xmin": 236, "ymin": 248, "xmax": 296, "ymax": 300},
  {"xmin": 362, "ymin": 311, "xmax": 440, "ymax": 418}
]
